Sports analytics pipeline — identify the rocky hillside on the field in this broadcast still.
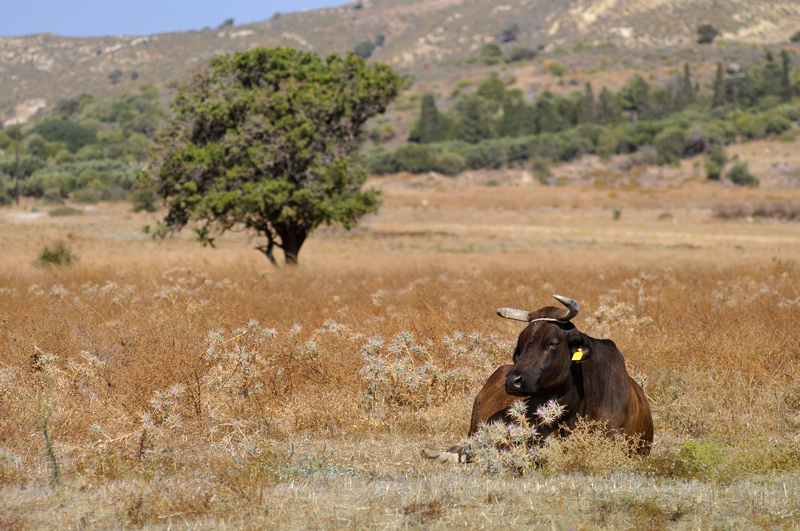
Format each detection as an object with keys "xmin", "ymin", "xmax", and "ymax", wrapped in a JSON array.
[{"xmin": 2, "ymin": 0, "xmax": 799, "ymax": 121}]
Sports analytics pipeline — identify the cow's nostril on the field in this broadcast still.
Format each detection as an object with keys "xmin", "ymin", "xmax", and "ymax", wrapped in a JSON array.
[{"xmin": 505, "ymin": 371, "xmax": 526, "ymax": 394}]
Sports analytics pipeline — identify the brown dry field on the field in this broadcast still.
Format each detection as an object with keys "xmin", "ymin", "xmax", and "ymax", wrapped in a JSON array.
[{"xmin": 1, "ymin": 158, "xmax": 800, "ymax": 529}]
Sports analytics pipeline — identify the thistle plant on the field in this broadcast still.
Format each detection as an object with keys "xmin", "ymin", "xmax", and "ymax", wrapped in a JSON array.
[
  {"xmin": 33, "ymin": 380, "xmax": 62, "ymax": 488},
  {"xmin": 141, "ymin": 383, "xmax": 186, "ymax": 442},
  {"xmin": 360, "ymin": 330, "xmax": 512, "ymax": 409},
  {"xmin": 463, "ymin": 399, "xmax": 566, "ymax": 476},
  {"xmin": 201, "ymin": 320, "xmax": 277, "ymax": 419}
]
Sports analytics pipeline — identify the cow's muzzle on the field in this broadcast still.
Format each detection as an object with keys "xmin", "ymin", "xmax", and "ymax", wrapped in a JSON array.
[{"xmin": 505, "ymin": 370, "xmax": 530, "ymax": 396}]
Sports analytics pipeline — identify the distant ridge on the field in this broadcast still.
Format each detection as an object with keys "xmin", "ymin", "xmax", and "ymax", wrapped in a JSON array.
[{"xmin": 2, "ymin": 0, "xmax": 798, "ymax": 117}]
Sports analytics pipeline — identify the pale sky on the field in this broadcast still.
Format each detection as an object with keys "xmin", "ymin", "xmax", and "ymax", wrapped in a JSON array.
[{"xmin": 1, "ymin": 0, "xmax": 346, "ymax": 38}]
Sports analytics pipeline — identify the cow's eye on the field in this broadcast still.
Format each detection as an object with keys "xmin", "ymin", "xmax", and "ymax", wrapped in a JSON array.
[{"xmin": 547, "ymin": 342, "xmax": 560, "ymax": 351}]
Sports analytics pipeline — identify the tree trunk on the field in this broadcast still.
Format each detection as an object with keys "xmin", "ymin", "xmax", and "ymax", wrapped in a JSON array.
[
  {"xmin": 278, "ymin": 226, "xmax": 307, "ymax": 266},
  {"xmin": 256, "ymin": 230, "xmax": 279, "ymax": 267}
]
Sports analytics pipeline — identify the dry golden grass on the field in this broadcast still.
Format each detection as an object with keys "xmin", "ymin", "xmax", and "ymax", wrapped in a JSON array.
[{"xmin": 1, "ymin": 179, "xmax": 800, "ymax": 529}]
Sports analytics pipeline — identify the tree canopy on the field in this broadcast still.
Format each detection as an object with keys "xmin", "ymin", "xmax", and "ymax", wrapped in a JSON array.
[{"xmin": 148, "ymin": 47, "xmax": 402, "ymax": 265}]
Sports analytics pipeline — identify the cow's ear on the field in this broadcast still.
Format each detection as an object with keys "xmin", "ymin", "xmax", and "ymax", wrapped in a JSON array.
[
  {"xmin": 566, "ymin": 329, "xmax": 590, "ymax": 363},
  {"xmin": 570, "ymin": 344, "xmax": 590, "ymax": 363}
]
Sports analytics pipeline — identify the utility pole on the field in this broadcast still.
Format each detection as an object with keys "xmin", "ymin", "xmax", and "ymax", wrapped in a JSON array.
[{"xmin": 724, "ymin": 64, "xmax": 746, "ymax": 144}]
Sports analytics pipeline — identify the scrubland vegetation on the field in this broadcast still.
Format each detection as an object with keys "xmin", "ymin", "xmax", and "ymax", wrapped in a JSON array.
[
  {"xmin": 4, "ymin": 46, "xmax": 800, "ymax": 212},
  {"xmin": 1, "ymin": 182, "xmax": 799, "ymax": 529},
  {"xmin": 368, "ymin": 48, "xmax": 800, "ymax": 185}
]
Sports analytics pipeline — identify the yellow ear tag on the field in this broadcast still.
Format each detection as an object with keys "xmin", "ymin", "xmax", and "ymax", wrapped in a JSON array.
[{"xmin": 571, "ymin": 348, "xmax": 585, "ymax": 362}]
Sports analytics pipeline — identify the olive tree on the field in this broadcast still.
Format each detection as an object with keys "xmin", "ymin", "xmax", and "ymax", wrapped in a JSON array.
[{"xmin": 148, "ymin": 47, "xmax": 402, "ymax": 265}]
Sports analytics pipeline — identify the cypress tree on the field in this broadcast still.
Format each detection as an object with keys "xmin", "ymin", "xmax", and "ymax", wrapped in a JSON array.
[
  {"xmin": 581, "ymin": 82, "xmax": 596, "ymax": 123},
  {"xmin": 596, "ymin": 87, "xmax": 619, "ymax": 124},
  {"xmin": 781, "ymin": 49, "xmax": 793, "ymax": 102},
  {"xmin": 677, "ymin": 63, "xmax": 694, "ymax": 109},
  {"xmin": 498, "ymin": 90, "xmax": 530, "ymax": 137},
  {"xmin": 453, "ymin": 94, "xmax": 494, "ymax": 143},
  {"xmin": 616, "ymin": 75, "xmax": 650, "ymax": 121},
  {"xmin": 533, "ymin": 93, "xmax": 561, "ymax": 133},
  {"xmin": 418, "ymin": 94, "xmax": 441, "ymax": 143},
  {"xmin": 711, "ymin": 63, "xmax": 726, "ymax": 108}
]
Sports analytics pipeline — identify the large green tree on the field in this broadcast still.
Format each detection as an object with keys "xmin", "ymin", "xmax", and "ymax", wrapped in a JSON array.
[{"xmin": 148, "ymin": 47, "xmax": 402, "ymax": 265}]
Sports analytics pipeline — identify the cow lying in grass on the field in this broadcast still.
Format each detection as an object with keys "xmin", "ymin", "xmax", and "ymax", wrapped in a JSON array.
[{"xmin": 432, "ymin": 294, "xmax": 653, "ymax": 463}]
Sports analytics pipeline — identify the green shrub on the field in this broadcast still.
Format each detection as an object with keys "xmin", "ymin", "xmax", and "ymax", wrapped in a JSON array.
[
  {"xmin": 465, "ymin": 143, "xmax": 506, "ymax": 170},
  {"xmin": 75, "ymin": 144, "xmax": 105, "ymax": 161},
  {"xmin": 506, "ymin": 46, "xmax": 537, "ymax": 62},
  {"xmin": 479, "ymin": 44, "xmax": 503, "ymax": 65},
  {"xmin": 0, "ymin": 177, "xmax": 15, "ymax": 205},
  {"xmin": 756, "ymin": 95, "xmax": 785, "ymax": 112},
  {"xmin": 780, "ymin": 102, "xmax": 800, "ymax": 122},
  {"xmin": 72, "ymin": 188, "xmax": 103, "ymax": 204},
  {"xmin": 53, "ymin": 150, "xmax": 75, "ymax": 164},
  {"xmin": 618, "ymin": 121, "xmax": 666, "ymax": 152},
  {"xmin": 365, "ymin": 147, "xmax": 398, "ymax": 175},
  {"xmin": 0, "ymin": 155, "xmax": 47, "ymax": 180},
  {"xmin": 22, "ymin": 171, "xmax": 71, "ymax": 198},
  {"xmin": 683, "ymin": 124, "xmax": 719, "ymax": 156},
  {"xmin": 708, "ymin": 144, "xmax": 728, "ymax": 167},
  {"xmin": 36, "ymin": 242, "xmax": 76, "ymax": 268},
  {"xmin": 394, "ymin": 144, "xmax": 433, "ymax": 174},
  {"xmin": 49, "ymin": 206, "xmax": 83, "ymax": 217},
  {"xmin": 728, "ymin": 161, "xmax": 759, "ymax": 187},
  {"xmin": 528, "ymin": 133, "xmax": 562, "ymax": 160},
  {"xmin": 557, "ymin": 129, "xmax": 594, "ymax": 161},
  {"xmin": 792, "ymin": 30, "xmax": 800, "ymax": 43},
  {"xmin": 43, "ymin": 187, "xmax": 65, "ymax": 204},
  {"xmin": 630, "ymin": 144, "xmax": 660, "ymax": 166},
  {"xmin": 572, "ymin": 124, "xmax": 604, "ymax": 147},
  {"xmin": 29, "ymin": 120, "xmax": 98, "ymax": 153},
  {"xmin": 697, "ymin": 24, "xmax": 719, "ymax": 44},
  {"xmin": 738, "ymin": 110, "xmax": 791, "ymax": 140},
  {"xmin": 498, "ymin": 138, "xmax": 528, "ymax": 164},
  {"xmin": 353, "ymin": 40, "xmax": 375, "ymax": 59},
  {"xmin": 531, "ymin": 157, "xmax": 551, "ymax": 184},
  {"xmin": 24, "ymin": 134, "xmax": 48, "ymax": 158},
  {"xmin": 653, "ymin": 127, "xmax": 686, "ymax": 164},
  {"xmin": 704, "ymin": 160, "xmax": 721, "ymax": 181},
  {"xmin": 52, "ymin": 159, "xmax": 126, "ymax": 180},
  {"xmin": 130, "ymin": 184, "xmax": 160, "ymax": 212},
  {"xmin": 369, "ymin": 122, "xmax": 396, "ymax": 144},
  {"xmin": 595, "ymin": 130, "xmax": 621, "ymax": 158},
  {"xmin": 644, "ymin": 438, "xmax": 730, "ymax": 480},
  {"xmin": 496, "ymin": 23, "xmax": 519, "ymax": 44},
  {"xmin": 547, "ymin": 61, "xmax": 568, "ymax": 77},
  {"xmin": 764, "ymin": 114, "xmax": 792, "ymax": 135},
  {"xmin": 0, "ymin": 131, "xmax": 12, "ymax": 151},
  {"xmin": 432, "ymin": 150, "xmax": 466, "ymax": 176}
]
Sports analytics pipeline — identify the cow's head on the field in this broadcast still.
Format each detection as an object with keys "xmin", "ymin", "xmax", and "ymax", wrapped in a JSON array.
[{"xmin": 498, "ymin": 295, "xmax": 590, "ymax": 397}]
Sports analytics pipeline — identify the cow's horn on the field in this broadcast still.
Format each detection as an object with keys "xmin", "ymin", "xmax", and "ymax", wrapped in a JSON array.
[
  {"xmin": 497, "ymin": 308, "xmax": 532, "ymax": 322},
  {"xmin": 553, "ymin": 294, "xmax": 579, "ymax": 321}
]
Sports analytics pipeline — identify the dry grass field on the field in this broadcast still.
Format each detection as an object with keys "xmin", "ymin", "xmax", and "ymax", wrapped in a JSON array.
[{"xmin": 1, "ymin": 165, "xmax": 800, "ymax": 529}]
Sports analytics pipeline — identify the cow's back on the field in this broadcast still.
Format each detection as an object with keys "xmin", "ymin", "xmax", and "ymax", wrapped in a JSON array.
[
  {"xmin": 623, "ymin": 375, "xmax": 654, "ymax": 453},
  {"xmin": 578, "ymin": 341, "xmax": 654, "ymax": 454}
]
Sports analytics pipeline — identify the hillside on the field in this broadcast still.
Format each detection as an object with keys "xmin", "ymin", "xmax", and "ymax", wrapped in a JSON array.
[{"xmin": 2, "ymin": 0, "xmax": 799, "ymax": 122}]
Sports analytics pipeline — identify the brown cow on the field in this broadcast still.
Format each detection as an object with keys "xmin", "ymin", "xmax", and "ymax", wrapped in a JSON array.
[{"xmin": 430, "ymin": 295, "xmax": 652, "ymax": 463}]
